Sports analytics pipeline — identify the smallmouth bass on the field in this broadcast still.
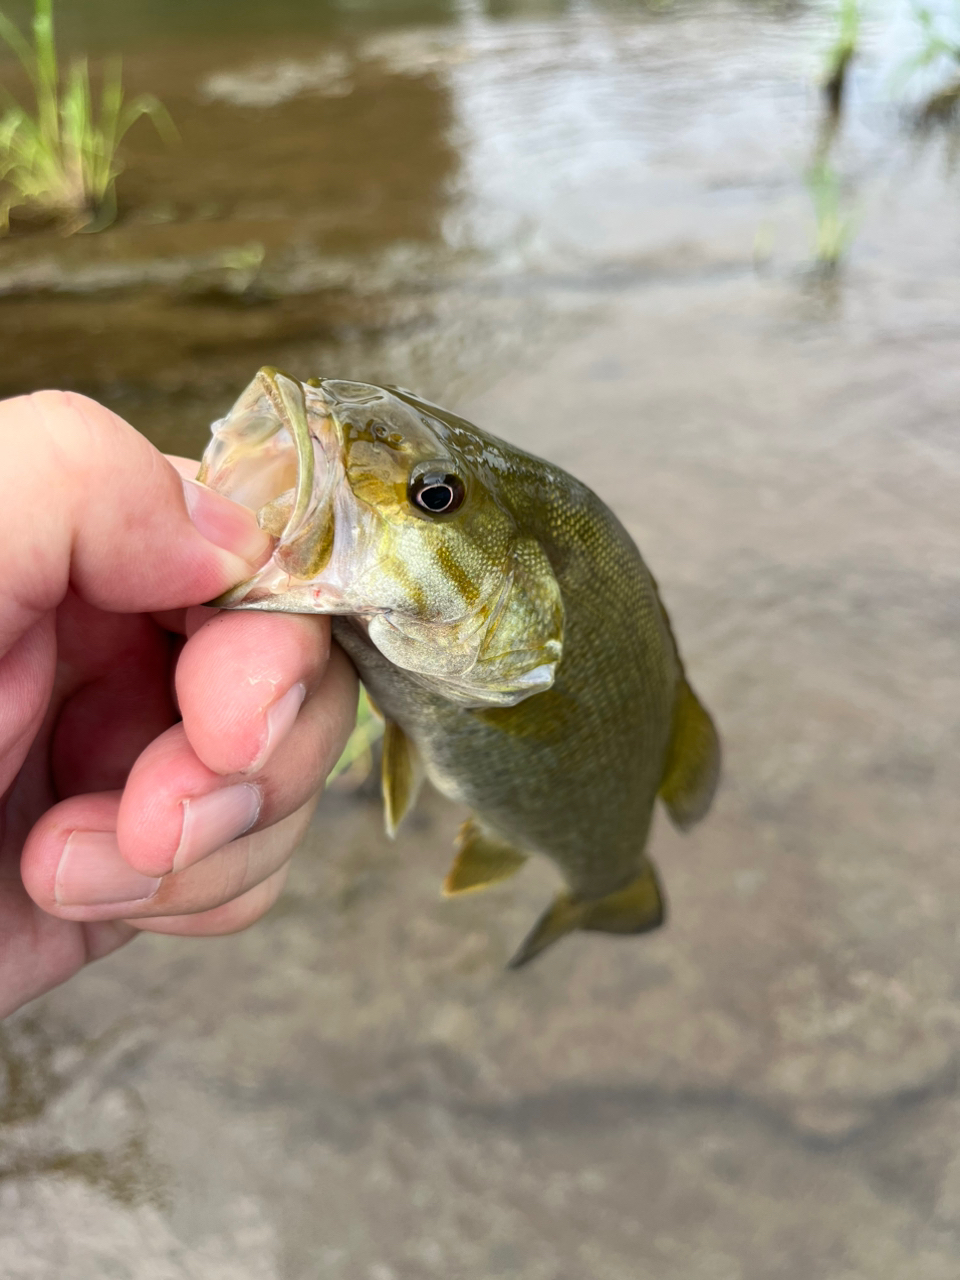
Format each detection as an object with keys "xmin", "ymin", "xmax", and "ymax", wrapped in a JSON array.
[{"xmin": 198, "ymin": 369, "xmax": 720, "ymax": 966}]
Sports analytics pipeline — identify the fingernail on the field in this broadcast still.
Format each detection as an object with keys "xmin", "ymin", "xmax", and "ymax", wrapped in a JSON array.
[
  {"xmin": 247, "ymin": 682, "xmax": 307, "ymax": 773},
  {"xmin": 174, "ymin": 782, "xmax": 262, "ymax": 873},
  {"xmin": 55, "ymin": 831, "xmax": 162, "ymax": 907},
  {"xmin": 182, "ymin": 478, "xmax": 273, "ymax": 566}
]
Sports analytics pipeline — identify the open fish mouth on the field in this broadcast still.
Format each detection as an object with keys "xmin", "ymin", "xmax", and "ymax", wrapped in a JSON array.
[{"xmin": 198, "ymin": 368, "xmax": 347, "ymax": 612}]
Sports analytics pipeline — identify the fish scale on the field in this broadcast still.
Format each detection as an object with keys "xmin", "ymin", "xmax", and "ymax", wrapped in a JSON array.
[{"xmin": 200, "ymin": 368, "xmax": 721, "ymax": 967}]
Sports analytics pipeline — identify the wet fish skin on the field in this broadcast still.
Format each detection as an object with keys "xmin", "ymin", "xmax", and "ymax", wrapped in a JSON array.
[{"xmin": 199, "ymin": 369, "xmax": 721, "ymax": 967}]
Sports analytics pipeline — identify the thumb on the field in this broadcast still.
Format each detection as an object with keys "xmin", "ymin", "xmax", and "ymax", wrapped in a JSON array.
[{"xmin": 3, "ymin": 390, "xmax": 271, "ymax": 619}]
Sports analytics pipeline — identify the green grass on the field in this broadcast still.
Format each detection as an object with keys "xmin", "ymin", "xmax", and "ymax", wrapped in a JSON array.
[
  {"xmin": 903, "ymin": 3, "xmax": 960, "ymax": 77},
  {"xmin": 806, "ymin": 159, "xmax": 856, "ymax": 273},
  {"xmin": 217, "ymin": 240, "xmax": 266, "ymax": 294},
  {"xmin": 898, "ymin": 3, "xmax": 960, "ymax": 121},
  {"xmin": 328, "ymin": 687, "xmax": 385, "ymax": 787},
  {"xmin": 822, "ymin": 0, "xmax": 861, "ymax": 116},
  {"xmin": 0, "ymin": 0, "xmax": 176, "ymax": 232}
]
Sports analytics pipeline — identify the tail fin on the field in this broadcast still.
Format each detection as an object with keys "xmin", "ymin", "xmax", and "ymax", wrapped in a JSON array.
[{"xmin": 507, "ymin": 862, "xmax": 665, "ymax": 969}]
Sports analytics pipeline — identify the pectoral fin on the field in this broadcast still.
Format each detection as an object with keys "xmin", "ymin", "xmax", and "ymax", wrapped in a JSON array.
[
  {"xmin": 381, "ymin": 720, "xmax": 423, "ymax": 837},
  {"xmin": 507, "ymin": 862, "xmax": 666, "ymax": 969},
  {"xmin": 443, "ymin": 820, "xmax": 528, "ymax": 896},
  {"xmin": 659, "ymin": 678, "xmax": 721, "ymax": 831}
]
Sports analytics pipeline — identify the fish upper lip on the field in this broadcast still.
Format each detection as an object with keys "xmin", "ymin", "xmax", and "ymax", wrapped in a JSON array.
[{"xmin": 201, "ymin": 368, "xmax": 345, "ymax": 609}]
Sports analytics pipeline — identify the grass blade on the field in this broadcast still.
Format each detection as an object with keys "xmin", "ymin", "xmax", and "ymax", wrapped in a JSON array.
[{"xmin": 0, "ymin": 0, "xmax": 175, "ymax": 232}]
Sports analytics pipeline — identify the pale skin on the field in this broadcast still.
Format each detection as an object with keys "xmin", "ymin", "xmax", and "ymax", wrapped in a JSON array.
[{"xmin": 0, "ymin": 391, "xmax": 358, "ymax": 1018}]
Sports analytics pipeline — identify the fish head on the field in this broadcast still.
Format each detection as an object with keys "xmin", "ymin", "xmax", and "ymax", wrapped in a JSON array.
[{"xmin": 198, "ymin": 368, "xmax": 564, "ymax": 706}]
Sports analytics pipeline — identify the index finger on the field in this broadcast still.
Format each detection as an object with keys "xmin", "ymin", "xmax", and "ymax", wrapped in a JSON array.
[
  {"xmin": 0, "ymin": 392, "xmax": 273, "ymax": 634},
  {"xmin": 175, "ymin": 610, "xmax": 334, "ymax": 776}
]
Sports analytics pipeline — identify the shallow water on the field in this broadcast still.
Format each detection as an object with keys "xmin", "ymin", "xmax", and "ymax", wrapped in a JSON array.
[{"xmin": 3, "ymin": 1, "xmax": 960, "ymax": 1277}]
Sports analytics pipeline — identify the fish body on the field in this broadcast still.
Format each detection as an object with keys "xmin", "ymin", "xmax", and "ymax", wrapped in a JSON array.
[{"xmin": 199, "ymin": 369, "xmax": 720, "ymax": 966}]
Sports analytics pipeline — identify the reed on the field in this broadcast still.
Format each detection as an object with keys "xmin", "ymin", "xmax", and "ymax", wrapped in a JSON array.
[
  {"xmin": 328, "ymin": 688, "xmax": 385, "ymax": 786},
  {"xmin": 822, "ymin": 0, "xmax": 861, "ymax": 118},
  {"xmin": 806, "ymin": 159, "xmax": 855, "ymax": 272},
  {"xmin": 0, "ymin": 0, "xmax": 175, "ymax": 232},
  {"xmin": 900, "ymin": 3, "xmax": 960, "ymax": 122}
]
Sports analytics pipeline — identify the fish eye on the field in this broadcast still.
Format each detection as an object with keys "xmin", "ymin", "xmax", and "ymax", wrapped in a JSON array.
[{"xmin": 409, "ymin": 470, "xmax": 466, "ymax": 516}]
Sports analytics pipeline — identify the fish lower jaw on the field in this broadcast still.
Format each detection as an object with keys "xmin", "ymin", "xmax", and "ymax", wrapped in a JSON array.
[
  {"xmin": 223, "ymin": 592, "xmax": 373, "ymax": 616},
  {"xmin": 211, "ymin": 566, "xmax": 387, "ymax": 616}
]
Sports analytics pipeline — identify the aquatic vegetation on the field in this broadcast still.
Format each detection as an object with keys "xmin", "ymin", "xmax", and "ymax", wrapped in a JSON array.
[
  {"xmin": 216, "ymin": 241, "xmax": 266, "ymax": 294},
  {"xmin": 328, "ymin": 688, "xmax": 384, "ymax": 786},
  {"xmin": 806, "ymin": 159, "xmax": 856, "ymax": 272},
  {"xmin": 822, "ymin": 0, "xmax": 861, "ymax": 118},
  {"xmin": 899, "ymin": 3, "xmax": 960, "ymax": 121},
  {"xmin": 0, "ymin": 0, "xmax": 175, "ymax": 232}
]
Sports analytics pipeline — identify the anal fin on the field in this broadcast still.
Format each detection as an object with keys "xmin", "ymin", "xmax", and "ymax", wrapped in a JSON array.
[
  {"xmin": 381, "ymin": 720, "xmax": 423, "ymax": 837},
  {"xmin": 659, "ymin": 677, "xmax": 721, "ymax": 831},
  {"xmin": 443, "ymin": 819, "xmax": 527, "ymax": 896},
  {"xmin": 507, "ymin": 862, "xmax": 666, "ymax": 969}
]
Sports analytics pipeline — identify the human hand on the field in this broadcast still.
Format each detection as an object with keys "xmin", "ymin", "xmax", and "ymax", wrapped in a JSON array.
[{"xmin": 1, "ymin": 391, "xmax": 357, "ymax": 1018}]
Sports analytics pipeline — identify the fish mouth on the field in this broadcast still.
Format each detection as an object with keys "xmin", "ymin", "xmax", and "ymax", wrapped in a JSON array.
[{"xmin": 198, "ymin": 368, "xmax": 346, "ymax": 612}]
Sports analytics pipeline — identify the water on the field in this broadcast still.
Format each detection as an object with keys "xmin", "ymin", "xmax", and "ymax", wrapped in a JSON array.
[{"xmin": 2, "ymin": 1, "xmax": 960, "ymax": 1276}]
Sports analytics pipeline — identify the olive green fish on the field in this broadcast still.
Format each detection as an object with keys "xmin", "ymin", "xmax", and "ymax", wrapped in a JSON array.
[{"xmin": 198, "ymin": 368, "xmax": 720, "ymax": 967}]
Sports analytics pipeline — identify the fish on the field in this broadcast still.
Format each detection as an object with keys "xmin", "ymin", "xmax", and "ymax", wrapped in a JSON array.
[{"xmin": 198, "ymin": 368, "xmax": 721, "ymax": 967}]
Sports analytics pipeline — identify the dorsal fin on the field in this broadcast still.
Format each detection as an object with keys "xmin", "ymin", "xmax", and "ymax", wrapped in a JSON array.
[
  {"xmin": 443, "ymin": 819, "xmax": 527, "ymax": 896},
  {"xmin": 381, "ymin": 720, "xmax": 424, "ymax": 837},
  {"xmin": 659, "ymin": 677, "xmax": 721, "ymax": 831}
]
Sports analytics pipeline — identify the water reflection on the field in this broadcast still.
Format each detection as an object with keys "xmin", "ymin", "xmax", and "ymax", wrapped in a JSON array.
[
  {"xmin": 2, "ymin": 0, "xmax": 462, "ymax": 49},
  {"xmin": 0, "ymin": 16, "xmax": 463, "ymax": 451},
  {"xmin": 0, "ymin": 0, "xmax": 956, "ymax": 447}
]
